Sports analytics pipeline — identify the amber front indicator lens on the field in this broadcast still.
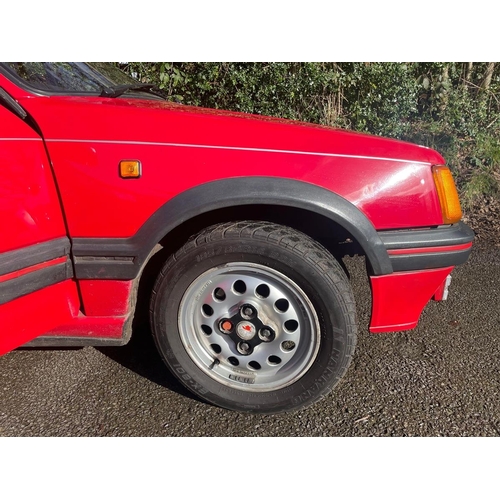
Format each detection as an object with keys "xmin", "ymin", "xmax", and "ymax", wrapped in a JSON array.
[{"xmin": 432, "ymin": 165, "xmax": 462, "ymax": 224}]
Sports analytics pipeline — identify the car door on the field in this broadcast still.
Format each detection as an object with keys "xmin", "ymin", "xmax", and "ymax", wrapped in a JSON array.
[{"xmin": 0, "ymin": 101, "xmax": 80, "ymax": 355}]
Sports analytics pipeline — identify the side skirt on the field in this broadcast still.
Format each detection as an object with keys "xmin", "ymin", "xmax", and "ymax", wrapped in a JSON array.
[
  {"xmin": 23, "ymin": 313, "xmax": 133, "ymax": 348},
  {"xmin": 24, "ymin": 336, "xmax": 129, "ymax": 347}
]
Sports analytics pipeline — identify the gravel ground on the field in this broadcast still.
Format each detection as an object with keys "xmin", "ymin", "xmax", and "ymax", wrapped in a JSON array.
[{"xmin": 1, "ymin": 241, "xmax": 499, "ymax": 437}]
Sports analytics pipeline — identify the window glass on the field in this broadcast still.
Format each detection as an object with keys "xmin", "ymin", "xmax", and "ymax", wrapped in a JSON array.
[{"xmin": 3, "ymin": 62, "xmax": 139, "ymax": 94}]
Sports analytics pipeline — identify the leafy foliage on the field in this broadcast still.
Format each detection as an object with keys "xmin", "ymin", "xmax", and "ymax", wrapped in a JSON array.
[{"xmin": 119, "ymin": 62, "xmax": 500, "ymax": 203}]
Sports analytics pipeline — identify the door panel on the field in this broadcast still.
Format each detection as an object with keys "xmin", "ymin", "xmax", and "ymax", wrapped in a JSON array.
[
  {"xmin": 0, "ymin": 104, "xmax": 80, "ymax": 353},
  {"xmin": 0, "ymin": 110, "xmax": 67, "ymax": 252},
  {"xmin": 0, "ymin": 281, "xmax": 79, "ymax": 355}
]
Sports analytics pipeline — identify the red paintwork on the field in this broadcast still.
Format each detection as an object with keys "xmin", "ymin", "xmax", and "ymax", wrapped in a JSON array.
[
  {"xmin": 0, "ymin": 280, "xmax": 80, "ymax": 355},
  {"xmin": 0, "ymin": 67, "xmax": 470, "ymax": 352},
  {"xmin": 0, "ymin": 104, "xmax": 82, "ymax": 351},
  {"xmin": 387, "ymin": 243, "xmax": 472, "ymax": 255},
  {"xmin": 46, "ymin": 315, "xmax": 127, "ymax": 339},
  {"xmin": 9, "ymin": 95, "xmax": 444, "ymax": 237},
  {"xmin": 78, "ymin": 280, "xmax": 133, "ymax": 316},
  {"xmin": 369, "ymin": 267, "xmax": 454, "ymax": 333},
  {"xmin": 0, "ymin": 106, "xmax": 67, "ymax": 253}
]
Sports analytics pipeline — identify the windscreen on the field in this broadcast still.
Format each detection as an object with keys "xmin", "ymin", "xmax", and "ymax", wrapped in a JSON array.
[{"xmin": 2, "ymin": 62, "xmax": 140, "ymax": 94}]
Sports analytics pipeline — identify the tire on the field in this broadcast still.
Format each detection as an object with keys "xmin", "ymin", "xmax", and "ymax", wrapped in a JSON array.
[{"xmin": 150, "ymin": 221, "xmax": 357, "ymax": 414}]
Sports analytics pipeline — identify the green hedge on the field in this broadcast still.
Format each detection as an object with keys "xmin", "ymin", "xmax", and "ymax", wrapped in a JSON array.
[{"xmin": 119, "ymin": 62, "xmax": 500, "ymax": 205}]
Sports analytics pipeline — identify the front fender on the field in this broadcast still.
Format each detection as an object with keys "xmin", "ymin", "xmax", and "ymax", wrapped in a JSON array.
[{"xmin": 72, "ymin": 177, "xmax": 393, "ymax": 279}]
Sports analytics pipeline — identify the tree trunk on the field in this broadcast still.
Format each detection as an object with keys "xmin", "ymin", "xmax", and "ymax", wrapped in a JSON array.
[
  {"xmin": 464, "ymin": 62, "xmax": 473, "ymax": 85},
  {"xmin": 442, "ymin": 64, "xmax": 449, "ymax": 82},
  {"xmin": 439, "ymin": 64, "xmax": 450, "ymax": 112},
  {"xmin": 480, "ymin": 63, "xmax": 495, "ymax": 91}
]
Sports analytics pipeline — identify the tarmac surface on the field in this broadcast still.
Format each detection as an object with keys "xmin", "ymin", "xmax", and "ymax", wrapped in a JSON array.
[{"xmin": 1, "ymin": 241, "xmax": 499, "ymax": 436}]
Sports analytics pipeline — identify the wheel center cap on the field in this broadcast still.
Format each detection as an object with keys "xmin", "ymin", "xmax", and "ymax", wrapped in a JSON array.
[{"xmin": 236, "ymin": 321, "xmax": 256, "ymax": 340}]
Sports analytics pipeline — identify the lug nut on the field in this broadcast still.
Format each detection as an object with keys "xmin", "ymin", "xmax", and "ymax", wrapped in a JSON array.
[
  {"xmin": 237, "ymin": 342, "xmax": 252, "ymax": 355},
  {"xmin": 259, "ymin": 327, "xmax": 274, "ymax": 342},
  {"xmin": 241, "ymin": 305, "xmax": 255, "ymax": 319}
]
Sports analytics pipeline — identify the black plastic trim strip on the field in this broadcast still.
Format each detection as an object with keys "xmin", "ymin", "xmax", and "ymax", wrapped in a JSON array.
[
  {"xmin": 389, "ymin": 247, "xmax": 472, "ymax": 272},
  {"xmin": 0, "ymin": 84, "xmax": 45, "ymax": 137},
  {"xmin": 72, "ymin": 177, "xmax": 393, "ymax": 279},
  {"xmin": 0, "ymin": 237, "xmax": 71, "ymax": 276},
  {"xmin": 379, "ymin": 222, "xmax": 475, "ymax": 272},
  {"xmin": 378, "ymin": 222, "xmax": 475, "ymax": 250},
  {"xmin": 0, "ymin": 261, "xmax": 72, "ymax": 305},
  {"xmin": 23, "ymin": 335, "xmax": 128, "ymax": 348},
  {"xmin": 0, "ymin": 86, "xmax": 27, "ymax": 119}
]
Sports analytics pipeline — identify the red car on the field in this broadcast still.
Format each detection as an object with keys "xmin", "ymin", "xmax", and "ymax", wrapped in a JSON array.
[{"xmin": 0, "ymin": 62, "xmax": 474, "ymax": 414}]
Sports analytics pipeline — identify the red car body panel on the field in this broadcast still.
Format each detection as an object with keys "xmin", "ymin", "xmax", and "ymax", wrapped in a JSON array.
[
  {"xmin": 15, "ymin": 95, "xmax": 445, "ymax": 237},
  {"xmin": 0, "ymin": 67, "xmax": 474, "ymax": 354},
  {"xmin": 0, "ymin": 280, "xmax": 80, "ymax": 355},
  {"xmin": 45, "ymin": 315, "xmax": 127, "ymax": 340},
  {"xmin": 0, "ymin": 105, "xmax": 82, "ymax": 351},
  {"xmin": 369, "ymin": 266, "xmax": 455, "ymax": 332},
  {"xmin": 78, "ymin": 280, "xmax": 133, "ymax": 317},
  {"xmin": 0, "ymin": 107, "xmax": 67, "ymax": 251}
]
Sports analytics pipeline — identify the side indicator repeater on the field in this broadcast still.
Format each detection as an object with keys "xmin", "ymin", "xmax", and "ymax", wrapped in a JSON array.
[{"xmin": 119, "ymin": 160, "xmax": 141, "ymax": 179}]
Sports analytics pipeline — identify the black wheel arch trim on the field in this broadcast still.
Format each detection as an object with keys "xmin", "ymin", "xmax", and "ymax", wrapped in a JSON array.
[{"xmin": 72, "ymin": 177, "xmax": 394, "ymax": 279}]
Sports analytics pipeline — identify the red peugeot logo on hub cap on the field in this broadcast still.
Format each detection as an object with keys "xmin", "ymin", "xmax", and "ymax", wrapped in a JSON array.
[{"xmin": 236, "ymin": 321, "xmax": 256, "ymax": 340}]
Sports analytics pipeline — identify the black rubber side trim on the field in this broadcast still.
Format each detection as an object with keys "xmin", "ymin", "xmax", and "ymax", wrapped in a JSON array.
[
  {"xmin": 0, "ymin": 86, "xmax": 27, "ymax": 119},
  {"xmin": 389, "ymin": 246, "xmax": 472, "ymax": 272},
  {"xmin": 72, "ymin": 177, "xmax": 393, "ymax": 279},
  {"xmin": 0, "ymin": 261, "xmax": 72, "ymax": 305},
  {"xmin": 0, "ymin": 237, "xmax": 71, "ymax": 275},
  {"xmin": 379, "ymin": 222, "xmax": 475, "ymax": 272},
  {"xmin": 378, "ymin": 222, "xmax": 475, "ymax": 250},
  {"xmin": 22, "ymin": 335, "xmax": 128, "ymax": 348}
]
